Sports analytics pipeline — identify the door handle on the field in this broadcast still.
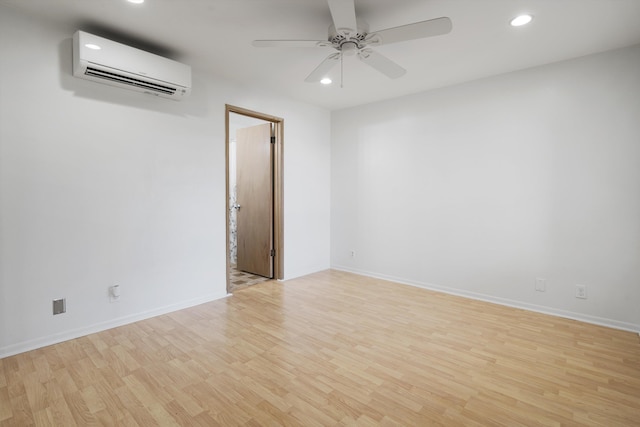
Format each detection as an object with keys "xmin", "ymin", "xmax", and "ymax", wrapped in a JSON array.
[{"xmin": 232, "ymin": 204, "xmax": 241, "ymax": 210}]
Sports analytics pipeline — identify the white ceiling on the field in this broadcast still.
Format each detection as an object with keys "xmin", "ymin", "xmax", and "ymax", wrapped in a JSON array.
[{"xmin": 3, "ymin": 0, "xmax": 640, "ymax": 110}]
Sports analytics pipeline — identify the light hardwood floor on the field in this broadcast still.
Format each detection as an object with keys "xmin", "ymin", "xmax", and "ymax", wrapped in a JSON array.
[{"xmin": 1, "ymin": 270, "xmax": 639, "ymax": 426}]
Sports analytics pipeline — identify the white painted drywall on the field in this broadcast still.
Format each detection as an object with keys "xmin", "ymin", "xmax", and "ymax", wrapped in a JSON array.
[
  {"xmin": 331, "ymin": 45, "xmax": 640, "ymax": 331},
  {"xmin": 0, "ymin": 7, "xmax": 330, "ymax": 357}
]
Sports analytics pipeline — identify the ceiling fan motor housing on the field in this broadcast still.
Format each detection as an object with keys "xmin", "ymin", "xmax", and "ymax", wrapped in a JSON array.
[{"xmin": 328, "ymin": 18, "xmax": 369, "ymax": 53}]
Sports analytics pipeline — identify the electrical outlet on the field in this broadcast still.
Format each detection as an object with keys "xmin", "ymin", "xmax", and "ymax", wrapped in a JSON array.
[
  {"xmin": 575, "ymin": 284, "xmax": 587, "ymax": 299},
  {"xmin": 535, "ymin": 278, "xmax": 546, "ymax": 292},
  {"xmin": 350, "ymin": 250, "xmax": 356, "ymax": 258}
]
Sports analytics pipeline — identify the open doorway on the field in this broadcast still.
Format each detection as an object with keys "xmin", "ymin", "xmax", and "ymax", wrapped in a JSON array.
[{"xmin": 226, "ymin": 105, "xmax": 283, "ymax": 293}]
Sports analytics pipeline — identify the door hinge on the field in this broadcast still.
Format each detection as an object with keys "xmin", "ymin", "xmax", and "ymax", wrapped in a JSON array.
[
  {"xmin": 270, "ymin": 249, "xmax": 275, "ymax": 257},
  {"xmin": 270, "ymin": 136, "xmax": 276, "ymax": 144}
]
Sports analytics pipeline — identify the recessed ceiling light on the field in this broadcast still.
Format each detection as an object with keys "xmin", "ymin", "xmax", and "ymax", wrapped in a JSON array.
[
  {"xmin": 127, "ymin": 0, "xmax": 144, "ymax": 4},
  {"xmin": 510, "ymin": 14, "xmax": 533, "ymax": 27},
  {"xmin": 320, "ymin": 78, "xmax": 332, "ymax": 85},
  {"xmin": 85, "ymin": 43, "xmax": 101, "ymax": 50}
]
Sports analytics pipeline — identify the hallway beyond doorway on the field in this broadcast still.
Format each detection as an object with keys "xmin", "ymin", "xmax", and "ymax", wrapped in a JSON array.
[{"xmin": 229, "ymin": 264, "xmax": 272, "ymax": 292}]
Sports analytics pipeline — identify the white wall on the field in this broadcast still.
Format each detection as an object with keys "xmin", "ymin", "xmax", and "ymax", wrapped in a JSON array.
[
  {"xmin": 331, "ymin": 45, "xmax": 640, "ymax": 332},
  {"xmin": 0, "ymin": 7, "xmax": 331, "ymax": 357}
]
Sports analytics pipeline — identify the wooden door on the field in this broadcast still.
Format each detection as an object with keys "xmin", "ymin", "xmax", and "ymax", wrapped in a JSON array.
[{"xmin": 235, "ymin": 123, "xmax": 273, "ymax": 277}]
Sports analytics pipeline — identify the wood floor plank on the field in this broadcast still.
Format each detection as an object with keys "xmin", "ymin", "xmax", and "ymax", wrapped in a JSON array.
[
  {"xmin": 0, "ymin": 387, "xmax": 11, "ymax": 422},
  {"xmin": 1, "ymin": 270, "xmax": 639, "ymax": 425},
  {"xmin": 1, "ymin": 395, "xmax": 32, "ymax": 427}
]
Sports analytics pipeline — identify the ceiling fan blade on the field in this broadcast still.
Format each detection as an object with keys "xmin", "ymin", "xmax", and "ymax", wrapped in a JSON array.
[
  {"xmin": 369, "ymin": 17, "xmax": 452, "ymax": 45},
  {"xmin": 305, "ymin": 52, "xmax": 341, "ymax": 82},
  {"xmin": 328, "ymin": 0, "xmax": 357, "ymax": 32},
  {"xmin": 358, "ymin": 49, "xmax": 406, "ymax": 79},
  {"xmin": 252, "ymin": 40, "xmax": 332, "ymax": 48}
]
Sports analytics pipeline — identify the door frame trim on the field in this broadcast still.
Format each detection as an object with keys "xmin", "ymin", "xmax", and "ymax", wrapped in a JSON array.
[{"xmin": 225, "ymin": 104, "xmax": 284, "ymax": 292}]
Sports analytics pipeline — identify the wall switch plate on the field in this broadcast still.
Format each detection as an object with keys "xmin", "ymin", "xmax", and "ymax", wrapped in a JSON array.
[
  {"xmin": 575, "ymin": 284, "xmax": 587, "ymax": 299},
  {"xmin": 53, "ymin": 298, "xmax": 66, "ymax": 315},
  {"xmin": 535, "ymin": 278, "xmax": 546, "ymax": 292}
]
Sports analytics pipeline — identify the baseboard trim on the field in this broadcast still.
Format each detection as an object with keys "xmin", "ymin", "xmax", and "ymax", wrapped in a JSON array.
[
  {"xmin": 332, "ymin": 266, "xmax": 640, "ymax": 334},
  {"xmin": 0, "ymin": 292, "xmax": 230, "ymax": 359}
]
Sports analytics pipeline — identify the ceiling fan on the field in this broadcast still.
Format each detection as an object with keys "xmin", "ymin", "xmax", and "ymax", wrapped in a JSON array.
[{"xmin": 252, "ymin": 0, "xmax": 452, "ymax": 84}]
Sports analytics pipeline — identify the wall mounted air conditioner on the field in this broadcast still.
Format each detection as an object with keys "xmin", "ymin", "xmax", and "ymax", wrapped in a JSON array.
[{"xmin": 73, "ymin": 30, "xmax": 191, "ymax": 100}]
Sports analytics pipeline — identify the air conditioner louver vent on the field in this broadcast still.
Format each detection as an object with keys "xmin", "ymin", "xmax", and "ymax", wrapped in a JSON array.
[{"xmin": 85, "ymin": 67, "xmax": 176, "ymax": 95}]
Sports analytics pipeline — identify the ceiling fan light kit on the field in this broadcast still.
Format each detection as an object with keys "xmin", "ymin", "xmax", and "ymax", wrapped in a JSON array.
[{"xmin": 252, "ymin": 0, "xmax": 452, "ymax": 86}]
